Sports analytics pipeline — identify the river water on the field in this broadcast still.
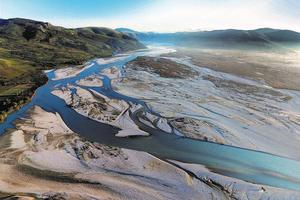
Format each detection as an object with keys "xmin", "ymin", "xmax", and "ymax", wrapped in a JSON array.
[{"xmin": 1, "ymin": 46, "xmax": 300, "ymax": 191}]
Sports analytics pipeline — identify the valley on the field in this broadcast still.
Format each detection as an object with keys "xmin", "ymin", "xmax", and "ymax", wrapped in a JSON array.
[
  {"xmin": 0, "ymin": 16, "xmax": 300, "ymax": 199},
  {"xmin": 0, "ymin": 45, "xmax": 300, "ymax": 199}
]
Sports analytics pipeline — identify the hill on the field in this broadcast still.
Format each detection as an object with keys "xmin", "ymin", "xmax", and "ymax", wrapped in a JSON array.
[
  {"xmin": 116, "ymin": 28, "xmax": 300, "ymax": 49},
  {"xmin": 0, "ymin": 18, "xmax": 145, "ymax": 121},
  {"xmin": 1, "ymin": 18, "xmax": 145, "ymax": 67}
]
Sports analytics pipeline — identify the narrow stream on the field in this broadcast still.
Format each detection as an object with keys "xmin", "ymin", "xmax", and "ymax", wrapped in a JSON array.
[{"xmin": 1, "ymin": 47, "xmax": 300, "ymax": 191}]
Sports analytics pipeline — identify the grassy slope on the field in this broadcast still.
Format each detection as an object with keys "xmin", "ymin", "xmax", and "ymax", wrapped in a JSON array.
[{"xmin": 0, "ymin": 18, "xmax": 145, "ymax": 121}]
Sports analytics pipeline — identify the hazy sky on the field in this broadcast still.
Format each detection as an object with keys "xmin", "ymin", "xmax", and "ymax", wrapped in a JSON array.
[{"xmin": 0, "ymin": 0, "xmax": 300, "ymax": 32}]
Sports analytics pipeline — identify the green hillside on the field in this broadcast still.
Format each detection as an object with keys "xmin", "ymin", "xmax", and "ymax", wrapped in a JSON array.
[{"xmin": 0, "ymin": 18, "xmax": 145, "ymax": 121}]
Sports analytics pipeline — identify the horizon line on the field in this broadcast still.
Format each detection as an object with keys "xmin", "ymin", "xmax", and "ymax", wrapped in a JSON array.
[{"xmin": 1, "ymin": 17, "xmax": 300, "ymax": 34}]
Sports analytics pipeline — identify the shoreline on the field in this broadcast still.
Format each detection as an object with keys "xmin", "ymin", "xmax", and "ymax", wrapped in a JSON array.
[
  {"xmin": 0, "ymin": 73, "xmax": 48, "ymax": 123},
  {"xmin": 111, "ymin": 54, "xmax": 300, "ymax": 160},
  {"xmin": 0, "ymin": 105, "xmax": 298, "ymax": 199},
  {"xmin": 0, "ymin": 46, "xmax": 146, "ymax": 125}
]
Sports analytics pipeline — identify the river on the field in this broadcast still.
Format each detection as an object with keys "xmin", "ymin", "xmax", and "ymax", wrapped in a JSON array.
[{"xmin": 1, "ymin": 46, "xmax": 300, "ymax": 191}]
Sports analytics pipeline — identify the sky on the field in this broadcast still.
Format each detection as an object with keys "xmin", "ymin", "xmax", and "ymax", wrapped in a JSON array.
[{"xmin": 0, "ymin": 0, "xmax": 300, "ymax": 32}]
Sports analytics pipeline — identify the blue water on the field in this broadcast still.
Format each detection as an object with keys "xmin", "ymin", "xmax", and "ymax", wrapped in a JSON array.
[{"xmin": 0, "ymin": 48, "xmax": 300, "ymax": 191}]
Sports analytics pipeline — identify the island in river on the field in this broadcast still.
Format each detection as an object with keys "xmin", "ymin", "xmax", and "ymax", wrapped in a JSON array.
[{"xmin": 0, "ymin": 18, "xmax": 145, "ymax": 122}]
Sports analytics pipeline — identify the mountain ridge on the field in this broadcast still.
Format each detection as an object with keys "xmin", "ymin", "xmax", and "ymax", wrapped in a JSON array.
[{"xmin": 116, "ymin": 27, "xmax": 300, "ymax": 49}]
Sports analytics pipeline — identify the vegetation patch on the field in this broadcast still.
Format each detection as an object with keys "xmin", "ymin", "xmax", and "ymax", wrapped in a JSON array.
[
  {"xmin": 0, "ymin": 18, "xmax": 145, "ymax": 122},
  {"xmin": 127, "ymin": 56, "xmax": 198, "ymax": 79}
]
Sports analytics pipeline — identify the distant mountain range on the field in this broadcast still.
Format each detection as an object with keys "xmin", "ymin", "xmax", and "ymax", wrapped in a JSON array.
[{"xmin": 116, "ymin": 28, "xmax": 300, "ymax": 49}]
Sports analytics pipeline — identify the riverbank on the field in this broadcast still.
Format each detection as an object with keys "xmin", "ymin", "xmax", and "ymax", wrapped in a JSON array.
[
  {"xmin": 0, "ymin": 18, "xmax": 145, "ymax": 123},
  {"xmin": 0, "ymin": 73, "xmax": 48, "ymax": 122},
  {"xmin": 0, "ymin": 106, "xmax": 236, "ymax": 199},
  {"xmin": 112, "ymin": 55, "xmax": 300, "ymax": 160},
  {"xmin": 0, "ymin": 105, "xmax": 298, "ymax": 199},
  {"xmin": 51, "ymin": 85, "xmax": 150, "ymax": 137}
]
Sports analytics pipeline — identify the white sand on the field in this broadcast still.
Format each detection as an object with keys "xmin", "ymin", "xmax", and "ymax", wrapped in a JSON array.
[
  {"xmin": 113, "ymin": 56, "xmax": 300, "ymax": 160},
  {"xmin": 100, "ymin": 66, "xmax": 121, "ymax": 80},
  {"xmin": 0, "ymin": 90, "xmax": 298, "ymax": 199},
  {"xmin": 52, "ymin": 86, "xmax": 149, "ymax": 137},
  {"xmin": 23, "ymin": 149, "xmax": 86, "ymax": 173},
  {"xmin": 96, "ymin": 56, "xmax": 129, "ymax": 65},
  {"xmin": 53, "ymin": 63, "xmax": 93, "ymax": 80},
  {"xmin": 52, "ymin": 86, "xmax": 129, "ymax": 125},
  {"xmin": 77, "ymin": 74, "xmax": 103, "ymax": 87},
  {"xmin": 9, "ymin": 130, "xmax": 26, "ymax": 149},
  {"xmin": 114, "ymin": 108, "xmax": 149, "ymax": 137}
]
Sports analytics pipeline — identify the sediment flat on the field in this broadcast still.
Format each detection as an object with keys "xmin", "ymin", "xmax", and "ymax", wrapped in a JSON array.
[{"xmin": 164, "ymin": 48, "xmax": 300, "ymax": 90}]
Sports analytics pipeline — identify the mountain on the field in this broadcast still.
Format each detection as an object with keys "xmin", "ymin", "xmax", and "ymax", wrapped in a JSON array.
[
  {"xmin": 0, "ymin": 18, "xmax": 145, "ymax": 121},
  {"xmin": 116, "ymin": 28, "xmax": 300, "ymax": 49},
  {"xmin": 255, "ymin": 28, "xmax": 300, "ymax": 43},
  {"xmin": 0, "ymin": 18, "xmax": 145, "ymax": 67}
]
